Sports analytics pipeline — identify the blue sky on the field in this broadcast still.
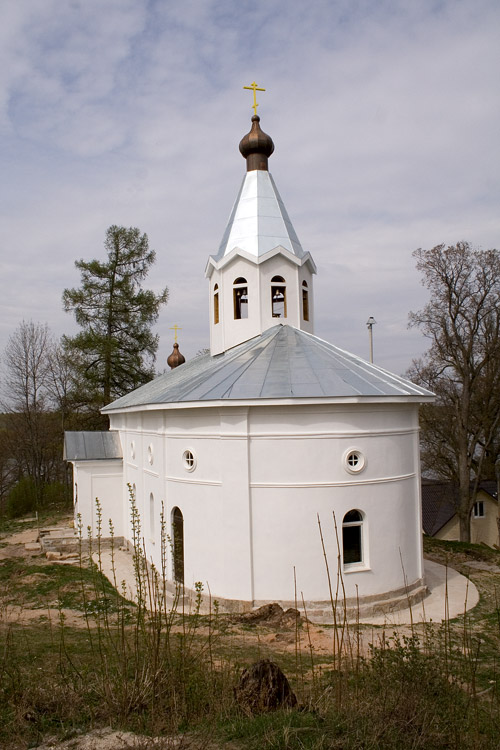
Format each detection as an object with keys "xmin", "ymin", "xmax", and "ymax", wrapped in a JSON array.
[{"xmin": 1, "ymin": 0, "xmax": 499, "ymax": 376}]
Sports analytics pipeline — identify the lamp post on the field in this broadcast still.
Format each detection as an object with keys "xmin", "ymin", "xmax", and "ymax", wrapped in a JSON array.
[{"xmin": 366, "ymin": 317, "xmax": 376, "ymax": 363}]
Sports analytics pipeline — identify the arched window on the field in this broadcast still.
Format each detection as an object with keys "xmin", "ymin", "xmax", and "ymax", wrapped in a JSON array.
[
  {"xmin": 302, "ymin": 281, "xmax": 309, "ymax": 322},
  {"xmin": 271, "ymin": 276, "xmax": 287, "ymax": 318},
  {"xmin": 342, "ymin": 510, "xmax": 364, "ymax": 566},
  {"xmin": 233, "ymin": 277, "xmax": 248, "ymax": 319},
  {"xmin": 149, "ymin": 492, "xmax": 155, "ymax": 539},
  {"xmin": 171, "ymin": 507, "xmax": 184, "ymax": 583},
  {"xmin": 213, "ymin": 284, "xmax": 219, "ymax": 325}
]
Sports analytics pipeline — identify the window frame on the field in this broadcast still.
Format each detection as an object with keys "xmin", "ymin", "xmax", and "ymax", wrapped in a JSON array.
[
  {"xmin": 302, "ymin": 280, "xmax": 309, "ymax": 322},
  {"xmin": 472, "ymin": 500, "xmax": 485, "ymax": 518},
  {"xmin": 233, "ymin": 277, "xmax": 249, "ymax": 320},
  {"xmin": 182, "ymin": 449, "xmax": 196, "ymax": 472},
  {"xmin": 271, "ymin": 275, "xmax": 287, "ymax": 319},
  {"xmin": 213, "ymin": 283, "xmax": 219, "ymax": 324},
  {"xmin": 343, "ymin": 448, "xmax": 366, "ymax": 474},
  {"xmin": 342, "ymin": 509, "xmax": 365, "ymax": 569}
]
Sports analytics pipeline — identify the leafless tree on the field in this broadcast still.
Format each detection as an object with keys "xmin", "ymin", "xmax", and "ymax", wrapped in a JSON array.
[
  {"xmin": 408, "ymin": 242, "xmax": 500, "ymax": 541},
  {"xmin": 1, "ymin": 321, "xmax": 64, "ymax": 505}
]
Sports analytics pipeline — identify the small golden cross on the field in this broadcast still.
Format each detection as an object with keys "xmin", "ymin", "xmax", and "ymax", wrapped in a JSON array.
[
  {"xmin": 243, "ymin": 81, "xmax": 266, "ymax": 115},
  {"xmin": 169, "ymin": 324, "xmax": 182, "ymax": 343}
]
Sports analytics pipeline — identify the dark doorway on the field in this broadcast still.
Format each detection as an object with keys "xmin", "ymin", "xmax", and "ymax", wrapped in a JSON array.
[{"xmin": 172, "ymin": 506, "xmax": 184, "ymax": 583}]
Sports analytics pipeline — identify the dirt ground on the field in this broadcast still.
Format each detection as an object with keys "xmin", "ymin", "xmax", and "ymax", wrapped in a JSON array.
[
  {"xmin": 0, "ymin": 519, "xmax": 392, "ymax": 658},
  {"xmin": 0, "ymin": 523, "xmax": 89, "ymax": 629},
  {"xmin": 33, "ymin": 726, "xmax": 240, "ymax": 750},
  {"xmin": 2, "ymin": 519, "xmax": 499, "ymax": 749}
]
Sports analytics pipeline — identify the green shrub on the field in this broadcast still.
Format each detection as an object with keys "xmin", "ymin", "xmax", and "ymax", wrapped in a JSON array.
[
  {"xmin": 42, "ymin": 481, "xmax": 72, "ymax": 510},
  {"xmin": 6, "ymin": 477, "xmax": 38, "ymax": 518},
  {"xmin": 6, "ymin": 478, "xmax": 72, "ymax": 518}
]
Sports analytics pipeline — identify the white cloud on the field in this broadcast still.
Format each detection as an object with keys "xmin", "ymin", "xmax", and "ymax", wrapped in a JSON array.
[{"xmin": 1, "ymin": 0, "xmax": 499, "ymax": 377}]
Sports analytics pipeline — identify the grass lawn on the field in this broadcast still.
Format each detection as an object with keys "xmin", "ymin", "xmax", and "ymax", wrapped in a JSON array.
[{"xmin": 1, "ymin": 515, "xmax": 500, "ymax": 749}]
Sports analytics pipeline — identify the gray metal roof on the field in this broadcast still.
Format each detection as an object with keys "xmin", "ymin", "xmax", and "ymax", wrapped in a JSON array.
[
  {"xmin": 212, "ymin": 170, "xmax": 306, "ymax": 261},
  {"xmin": 103, "ymin": 325, "xmax": 434, "ymax": 412},
  {"xmin": 64, "ymin": 431, "xmax": 123, "ymax": 461}
]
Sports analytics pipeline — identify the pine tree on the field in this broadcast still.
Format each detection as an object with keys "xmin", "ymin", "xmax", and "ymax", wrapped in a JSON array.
[{"xmin": 63, "ymin": 226, "xmax": 168, "ymax": 418}]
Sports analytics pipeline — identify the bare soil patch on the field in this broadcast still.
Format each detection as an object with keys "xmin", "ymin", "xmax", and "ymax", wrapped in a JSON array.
[{"xmin": 2, "ymin": 522, "xmax": 500, "ymax": 749}]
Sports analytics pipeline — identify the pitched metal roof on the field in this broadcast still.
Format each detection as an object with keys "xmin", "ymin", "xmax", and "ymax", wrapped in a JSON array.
[
  {"xmin": 64, "ymin": 431, "xmax": 122, "ymax": 461},
  {"xmin": 102, "ymin": 325, "xmax": 434, "ymax": 412},
  {"xmin": 212, "ymin": 170, "xmax": 306, "ymax": 261}
]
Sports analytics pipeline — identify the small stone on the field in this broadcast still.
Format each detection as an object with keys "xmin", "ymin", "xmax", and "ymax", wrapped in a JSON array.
[{"xmin": 46, "ymin": 551, "xmax": 62, "ymax": 560}]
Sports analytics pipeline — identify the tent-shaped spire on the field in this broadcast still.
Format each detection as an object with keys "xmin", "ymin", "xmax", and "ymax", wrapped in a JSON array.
[
  {"xmin": 206, "ymin": 114, "xmax": 316, "ymax": 355},
  {"xmin": 210, "ymin": 115, "xmax": 308, "ymax": 263},
  {"xmin": 213, "ymin": 170, "xmax": 307, "ymax": 261}
]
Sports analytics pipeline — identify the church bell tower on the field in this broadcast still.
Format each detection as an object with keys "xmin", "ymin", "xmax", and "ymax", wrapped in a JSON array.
[{"xmin": 205, "ymin": 112, "xmax": 317, "ymax": 355}]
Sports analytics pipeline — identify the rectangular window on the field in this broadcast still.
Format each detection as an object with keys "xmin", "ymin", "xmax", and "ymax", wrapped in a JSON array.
[
  {"xmin": 234, "ymin": 287, "xmax": 248, "ymax": 319},
  {"xmin": 271, "ymin": 286, "xmax": 286, "ymax": 318},
  {"xmin": 214, "ymin": 292, "xmax": 219, "ymax": 324},
  {"xmin": 473, "ymin": 501, "xmax": 485, "ymax": 518},
  {"xmin": 302, "ymin": 289, "xmax": 309, "ymax": 321},
  {"xmin": 343, "ymin": 525, "xmax": 362, "ymax": 564}
]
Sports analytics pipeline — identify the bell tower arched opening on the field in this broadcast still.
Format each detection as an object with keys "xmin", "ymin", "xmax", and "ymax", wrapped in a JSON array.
[
  {"xmin": 233, "ymin": 277, "xmax": 249, "ymax": 319},
  {"xmin": 271, "ymin": 276, "xmax": 287, "ymax": 318}
]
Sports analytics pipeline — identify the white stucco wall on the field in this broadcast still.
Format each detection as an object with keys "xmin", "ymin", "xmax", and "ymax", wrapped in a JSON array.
[
  {"xmin": 71, "ymin": 459, "xmax": 124, "ymax": 538},
  {"xmin": 209, "ymin": 251, "xmax": 314, "ymax": 354},
  {"xmin": 107, "ymin": 399, "xmax": 423, "ymax": 606}
]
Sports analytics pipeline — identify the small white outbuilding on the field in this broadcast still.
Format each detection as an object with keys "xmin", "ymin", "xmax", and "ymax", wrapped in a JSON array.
[{"xmin": 65, "ymin": 114, "xmax": 434, "ymax": 618}]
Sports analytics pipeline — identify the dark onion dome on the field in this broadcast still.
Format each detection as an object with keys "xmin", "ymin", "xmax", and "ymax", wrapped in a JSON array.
[
  {"xmin": 167, "ymin": 342, "xmax": 186, "ymax": 370},
  {"xmin": 239, "ymin": 115, "xmax": 274, "ymax": 172}
]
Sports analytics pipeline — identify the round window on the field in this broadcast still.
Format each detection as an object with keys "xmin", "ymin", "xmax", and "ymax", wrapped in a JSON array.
[
  {"xmin": 130, "ymin": 441, "xmax": 136, "ymax": 460},
  {"xmin": 147, "ymin": 444, "xmax": 154, "ymax": 465},
  {"xmin": 344, "ymin": 449, "xmax": 365, "ymax": 474},
  {"xmin": 182, "ymin": 450, "xmax": 196, "ymax": 472}
]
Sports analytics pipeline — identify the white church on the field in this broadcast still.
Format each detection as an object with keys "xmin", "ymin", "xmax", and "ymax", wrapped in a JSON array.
[{"xmin": 65, "ymin": 111, "xmax": 434, "ymax": 617}]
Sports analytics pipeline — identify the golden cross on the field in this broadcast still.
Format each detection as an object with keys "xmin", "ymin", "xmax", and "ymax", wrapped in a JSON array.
[
  {"xmin": 169, "ymin": 324, "xmax": 182, "ymax": 343},
  {"xmin": 243, "ymin": 81, "xmax": 266, "ymax": 115}
]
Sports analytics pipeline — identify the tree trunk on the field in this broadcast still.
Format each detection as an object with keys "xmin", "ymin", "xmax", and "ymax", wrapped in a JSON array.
[
  {"xmin": 457, "ymin": 384, "xmax": 472, "ymax": 542},
  {"xmin": 459, "ymin": 510, "xmax": 471, "ymax": 543}
]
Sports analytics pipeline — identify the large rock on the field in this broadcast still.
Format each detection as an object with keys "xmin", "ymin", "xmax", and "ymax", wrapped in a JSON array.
[
  {"xmin": 234, "ymin": 659, "xmax": 297, "ymax": 715},
  {"xmin": 232, "ymin": 603, "xmax": 301, "ymax": 627}
]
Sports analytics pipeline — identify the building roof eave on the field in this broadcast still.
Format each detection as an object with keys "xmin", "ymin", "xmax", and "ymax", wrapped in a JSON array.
[
  {"xmin": 205, "ymin": 245, "xmax": 317, "ymax": 277},
  {"xmin": 103, "ymin": 394, "xmax": 434, "ymax": 415}
]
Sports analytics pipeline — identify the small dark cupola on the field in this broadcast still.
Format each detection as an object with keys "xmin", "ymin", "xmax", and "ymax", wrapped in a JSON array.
[
  {"xmin": 167, "ymin": 342, "xmax": 185, "ymax": 370},
  {"xmin": 239, "ymin": 116, "xmax": 274, "ymax": 172}
]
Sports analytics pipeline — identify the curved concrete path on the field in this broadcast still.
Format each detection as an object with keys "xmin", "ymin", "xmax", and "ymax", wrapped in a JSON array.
[
  {"xmin": 96, "ymin": 548, "xmax": 479, "ymax": 627},
  {"xmin": 359, "ymin": 558, "xmax": 479, "ymax": 625}
]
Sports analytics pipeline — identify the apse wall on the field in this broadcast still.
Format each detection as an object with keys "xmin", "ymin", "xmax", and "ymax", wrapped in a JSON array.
[{"xmin": 108, "ymin": 400, "xmax": 424, "ymax": 607}]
